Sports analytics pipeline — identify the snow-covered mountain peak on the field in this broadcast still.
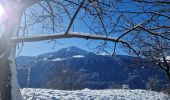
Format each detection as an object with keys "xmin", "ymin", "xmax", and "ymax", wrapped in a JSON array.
[
  {"xmin": 58, "ymin": 46, "xmax": 87, "ymax": 54},
  {"xmin": 72, "ymin": 55, "xmax": 85, "ymax": 58},
  {"xmin": 34, "ymin": 46, "xmax": 88, "ymax": 60},
  {"xmin": 96, "ymin": 52, "xmax": 110, "ymax": 56},
  {"xmin": 49, "ymin": 46, "xmax": 88, "ymax": 58}
]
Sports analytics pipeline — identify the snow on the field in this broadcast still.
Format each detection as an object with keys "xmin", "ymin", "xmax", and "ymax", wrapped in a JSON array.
[
  {"xmin": 51, "ymin": 55, "xmax": 85, "ymax": 61},
  {"xmin": 51, "ymin": 58, "xmax": 65, "ymax": 61},
  {"xmin": 96, "ymin": 52, "xmax": 109, "ymax": 56},
  {"xmin": 72, "ymin": 55, "xmax": 85, "ymax": 58},
  {"xmin": 66, "ymin": 48, "xmax": 70, "ymax": 51},
  {"xmin": 0, "ymin": 24, "xmax": 4, "ymax": 38},
  {"xmin": 62, "ymin": 70, "xmax": 68, "ymax": 73},
  {"xmin": 43, "ymin": 58, "xmax": 47, "ymax": 60},
  {"xmin": 21, "ymin": 88, "xmax": 170, "ymax": 100},
  {"xmin": 49, "ymin": 55, "xmax": 53, "ymax": 57},
  {"xmin": 0, "ymin": 53, "xmax": 4, "ymax": 59},
  {"xmin": 159, "ymin": 56, "xmax": 170, "ymax": 62},
  {"xmin": 164, "ymin": 56, "xmax": 170, "ymax": 62}
]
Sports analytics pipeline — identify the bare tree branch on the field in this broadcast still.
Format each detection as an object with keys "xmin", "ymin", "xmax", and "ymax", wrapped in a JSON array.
[
  {"xmin": 11, "ymin": 32, "xmax": 139, "ymax": 57},
  {"xmin": 133, "ymin": 0, "xmax": 170, "ymax": 4},
  {"xmin": 65, "ymin": 0, "xmax": 86, "ymax": 35},
  {"xmin": 11, "ymin": 32, "xmax": 121, "ymax": 43}
]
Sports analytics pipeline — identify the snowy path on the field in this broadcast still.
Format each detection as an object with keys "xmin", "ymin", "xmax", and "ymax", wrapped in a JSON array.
[{"xmin": 21, "ymin": 88, "xmax": 170, "ymax": 100}]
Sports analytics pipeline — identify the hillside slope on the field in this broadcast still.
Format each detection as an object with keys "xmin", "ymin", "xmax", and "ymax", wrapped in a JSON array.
[{"xmin": 17, "ymin": 46, "xmax": 168, "ymax": 89}]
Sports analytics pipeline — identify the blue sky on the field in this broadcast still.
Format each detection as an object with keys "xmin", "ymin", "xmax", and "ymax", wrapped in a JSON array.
[
  {"xmin": 16, "ymin": 38, "xmax": 127, "ymax": 56},
  {"xmin": 1, "ymin": 1, "xmax": 141, "ymax": 56},
  {"xmin": 15, "ymin": 2, "xmax": 124, "ymax": 56},
  {"xmin": 16, "ymin": 38, "xmax": 91, "ymax": 56}
]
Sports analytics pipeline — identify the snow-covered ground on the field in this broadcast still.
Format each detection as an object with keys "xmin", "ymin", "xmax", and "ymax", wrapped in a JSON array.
[{"xmin": 21, "ymin": 88, "xmax": 170, "ymax": 100}]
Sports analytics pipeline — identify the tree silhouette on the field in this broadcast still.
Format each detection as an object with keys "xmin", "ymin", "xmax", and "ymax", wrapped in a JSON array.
[{"xmin": 0, "ymin": 0, "xmax": 169, "ymax": 99}]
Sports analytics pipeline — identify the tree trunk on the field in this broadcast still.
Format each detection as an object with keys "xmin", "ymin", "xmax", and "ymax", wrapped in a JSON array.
[
  {"xmin": 0, "ymin": 48, "xmax": 12, "ymax": 100},
  {"xmin": 0, "ymin": 4, "xmax": 23, "ymax": 100},
  {"xmin": 0, "ymin": 41, "xmax": 21, "ymax": 100},
  {"xmin": 0, "ymin": 0, "xmax": 43, "ymax": 99}
]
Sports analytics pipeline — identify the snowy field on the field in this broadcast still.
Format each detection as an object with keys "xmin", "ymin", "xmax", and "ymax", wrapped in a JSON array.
[{"xmin": 21, "ymin": 88, "xmax": 170, "ymax": 100}]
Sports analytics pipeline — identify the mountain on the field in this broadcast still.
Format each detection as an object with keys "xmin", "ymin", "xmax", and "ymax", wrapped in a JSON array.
[{"xmin": 16, "ymin": 46, "xmax": 168, "ymax": 90}]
